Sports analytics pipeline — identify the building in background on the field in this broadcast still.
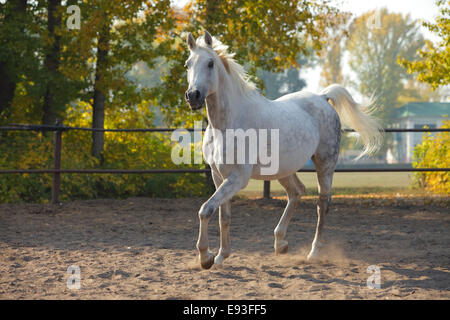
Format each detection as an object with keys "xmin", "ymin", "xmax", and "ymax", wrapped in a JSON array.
[{"xmin": 389, "ymin": 102, "xmax": 450, "ymax": 163}]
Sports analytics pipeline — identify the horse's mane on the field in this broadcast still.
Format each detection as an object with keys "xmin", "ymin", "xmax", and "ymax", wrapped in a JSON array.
[{"xmin": 196, "ymin": 36, "xmax": 257, "ymax": 97}]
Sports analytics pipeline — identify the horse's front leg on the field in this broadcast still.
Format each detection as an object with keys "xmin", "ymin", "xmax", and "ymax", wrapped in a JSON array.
[
  {"xmin": 197, "ymin": 169, "xmax": 249, "ymax": 269},
  {"xmin": 210, "ymin": 169, "xmax": 231, "ymax": 266},
  {"xmin": 215, "ymin": 201, "xmax": 231, "ymax": 265}
]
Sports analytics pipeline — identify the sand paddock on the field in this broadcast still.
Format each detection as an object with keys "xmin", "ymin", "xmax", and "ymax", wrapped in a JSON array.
[{"xmin": 0, "ymin": 196, "xmax": 448, "ymax": 299}]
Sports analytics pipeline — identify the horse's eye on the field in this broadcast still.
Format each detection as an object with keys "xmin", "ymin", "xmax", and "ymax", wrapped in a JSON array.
[{"xmin": 208, "ymin": 60, "xmax": 214, "ymax": 68}]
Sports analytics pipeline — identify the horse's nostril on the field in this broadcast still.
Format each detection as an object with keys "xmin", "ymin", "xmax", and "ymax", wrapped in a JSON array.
[
  {"xmin": 185, "ymin": 91, "xmax": 189, "ymax": 100},
  {"xmin": 187, "ymin": 89, "xmax": 202, "ymax": 103}
]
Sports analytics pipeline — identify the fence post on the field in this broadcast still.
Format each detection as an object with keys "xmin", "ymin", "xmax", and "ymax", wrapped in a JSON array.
[
  {"xmin": 51, "ymin": 120, "xmax": 62, "ymax": 204},
  {"xmin": 263, "ymin": 180, "xmax": 271, "ymax": 199}
]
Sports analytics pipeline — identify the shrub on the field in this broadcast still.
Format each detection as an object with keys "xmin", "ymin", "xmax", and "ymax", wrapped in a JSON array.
[
  {"xmin": 412, "ymin": 119, "xmax": 449, "ymax": 194},
  {"xmin": 0, "ymin": 122, "xmax": 209, "ymax": 203}
]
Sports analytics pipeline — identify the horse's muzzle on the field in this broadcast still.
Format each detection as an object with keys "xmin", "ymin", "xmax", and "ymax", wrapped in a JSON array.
[
  {"xmin": 185, "ymin": 89, "xmax": 205, "ymax": 110},
  {"xmin": 189, "ymin": 102, "xmax": 204, "ymax": 111}
]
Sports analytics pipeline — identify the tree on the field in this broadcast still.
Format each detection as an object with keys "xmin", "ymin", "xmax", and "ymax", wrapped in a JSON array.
[
  {"xmin": 1, "ymin": 0, "xmax": 175, "ymax": 154},
  {"xmin": 320, "ymin": 35, "xmax": 344, "ymax": 87},
  {"xmin": 319, "ymin": 11, "xmax": 351, "ymax": 88},
  {"xmin": 400, "ymin": 0, "xmax": 450, "ymax": 89},
  {"xmin": 1, "ymin": 1, "xmax": 88, "ymax": 125},
  {"xmin": 91, "ymin": 10, "xmax": 110, "ymax": 159},
  {"xmin": 0, "ymin": 0, "xmax": 36, "ymax": 122},
  {"xmin": 61, "ymin": 0, "xmax": 175, "ymax": 159},
  {"xmin": 42, "ymin": 0, "xmax": 63, "ymax": 125},
  {"xmin": 346, "ymin": 8, "xmax": 425, "ymax": 123}
]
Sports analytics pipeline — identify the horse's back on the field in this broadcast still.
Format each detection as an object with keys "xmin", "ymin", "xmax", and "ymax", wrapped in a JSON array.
[
  {"xmin": 275, "ymin": 90, "xmax": 336, "ymax": 118},
  {"xmin": 275, "ymin": 90, "xmax": 340, "ymax": 138}
]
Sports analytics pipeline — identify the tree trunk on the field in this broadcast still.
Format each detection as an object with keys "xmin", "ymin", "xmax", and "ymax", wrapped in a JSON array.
[
  {"xmin": 0, "ymin": 0, "xmax": 27, "ymax": 118},
  {"xmin": 91, "ymin": 19, "xmax": 110, "ymax": 160},
  {"xmin": 42, "ymin": 0, "xmax": 62, "ymax": 125},
  {"xmin": 0, "ymin": 64, "xmax": 17, "ymax": 118}
]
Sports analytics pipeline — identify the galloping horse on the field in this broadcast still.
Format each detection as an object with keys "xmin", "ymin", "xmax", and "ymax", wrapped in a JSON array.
[{"xmin": 184, "ymin": 31, "xmax": 382, "ymax": 269}]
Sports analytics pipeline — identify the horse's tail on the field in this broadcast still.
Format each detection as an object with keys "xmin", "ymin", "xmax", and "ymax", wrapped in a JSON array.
[{"xmin": 321, "ymin": 84, "xmax": 383, "ymax": 160}]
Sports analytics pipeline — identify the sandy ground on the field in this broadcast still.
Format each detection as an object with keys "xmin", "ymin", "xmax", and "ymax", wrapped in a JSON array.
[{"xmin": 0, "ymin": 196, "xmax": 449, "ymax": 300}]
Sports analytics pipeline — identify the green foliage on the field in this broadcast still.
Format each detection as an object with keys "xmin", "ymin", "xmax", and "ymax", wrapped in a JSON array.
[
  {"xmin": 0, "ymin": 102, "xmax": 209, "ymax": 203},
  {"xmin": 1, "ymin": 0, "xmax": 176, "ymax": 124},
  {"xmin": 412, "ymin": 119, "xmax": 449, "ymax": 194},
  {"xmin": 0, "ymin": 132, "xmax": 51, "ymax": 202},
  {"xmin": 158, "ymin": 0, "xmax": 344, "ymax": 125},
  {"xmin": 0, "ymin": 1, "xmax": 45, "ymax": 123},
  {"xmin": 0, "ymin": 1, "xmax": 359, "ymax": 203},
  {"xmin": 400, "ymin": 0, "xmax": 450, "ymax": 89},
  {"xmin": 0, "ymin": 1, "xmax": 211, "ymax": 203}
]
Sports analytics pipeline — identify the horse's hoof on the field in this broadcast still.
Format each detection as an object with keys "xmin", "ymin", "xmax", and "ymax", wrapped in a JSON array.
[
  {"xmin": 275, "ymin": 244, "xmax": 288, "ymax": 254},
  {"xmin": 275, "ymin": 239, "xmax": 288, "ymax": 254},
  {"xmin": 200, "ymin": 253, "xmax": 215, "ymax": 270},
  {"xmin": 307, "ymin": 250, "xmax": 319, "ymax": 261},
  {"xmin": 214, "ymin": 254, "xmax": 224, "ymax": 265}
]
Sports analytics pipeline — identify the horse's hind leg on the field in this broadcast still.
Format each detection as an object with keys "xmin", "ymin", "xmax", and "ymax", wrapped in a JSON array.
[
  {"xmin": 307, "ymin": 154, "xmax": 337, "ymax": 261},
  {"xmin": 274, "ymin": 174, "xmax": 305, "ymax": 254}
]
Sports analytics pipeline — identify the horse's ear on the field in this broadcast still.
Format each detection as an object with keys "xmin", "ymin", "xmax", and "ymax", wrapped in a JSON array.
[
  {"xmin": 204, "ymin": 30, "xmax": 213, "ymax": 47},
  {"xmin": 187, "ymin": 33, "xmax": 196, "ymax": 50}
]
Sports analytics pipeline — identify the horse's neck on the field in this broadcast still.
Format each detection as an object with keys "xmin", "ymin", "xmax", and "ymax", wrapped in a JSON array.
[
  {"xmin": 205, "ymin": 93, "xmax": 226, "ymax": 130},
  {"xmin": 205, "ymin": 74, "xmax": 257, "ymax": 130}
]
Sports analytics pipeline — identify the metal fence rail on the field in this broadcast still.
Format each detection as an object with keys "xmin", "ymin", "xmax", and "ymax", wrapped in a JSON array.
[
  {"xmin": 3, "ymin": 123, "xmax": 450, "ymax": 132},
  {"xmin": 0, "ymin": 168, "xmax": 448, "ymax": 174},
  {"xmin": 0, "ymin": 123, "xmax": 448, "ymax": 203}
]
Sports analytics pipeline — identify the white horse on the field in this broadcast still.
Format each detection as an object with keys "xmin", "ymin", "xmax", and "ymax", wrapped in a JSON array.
[{"xmin": 184, "ymin": 31, "xmax": 382, "ymax": 269}]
